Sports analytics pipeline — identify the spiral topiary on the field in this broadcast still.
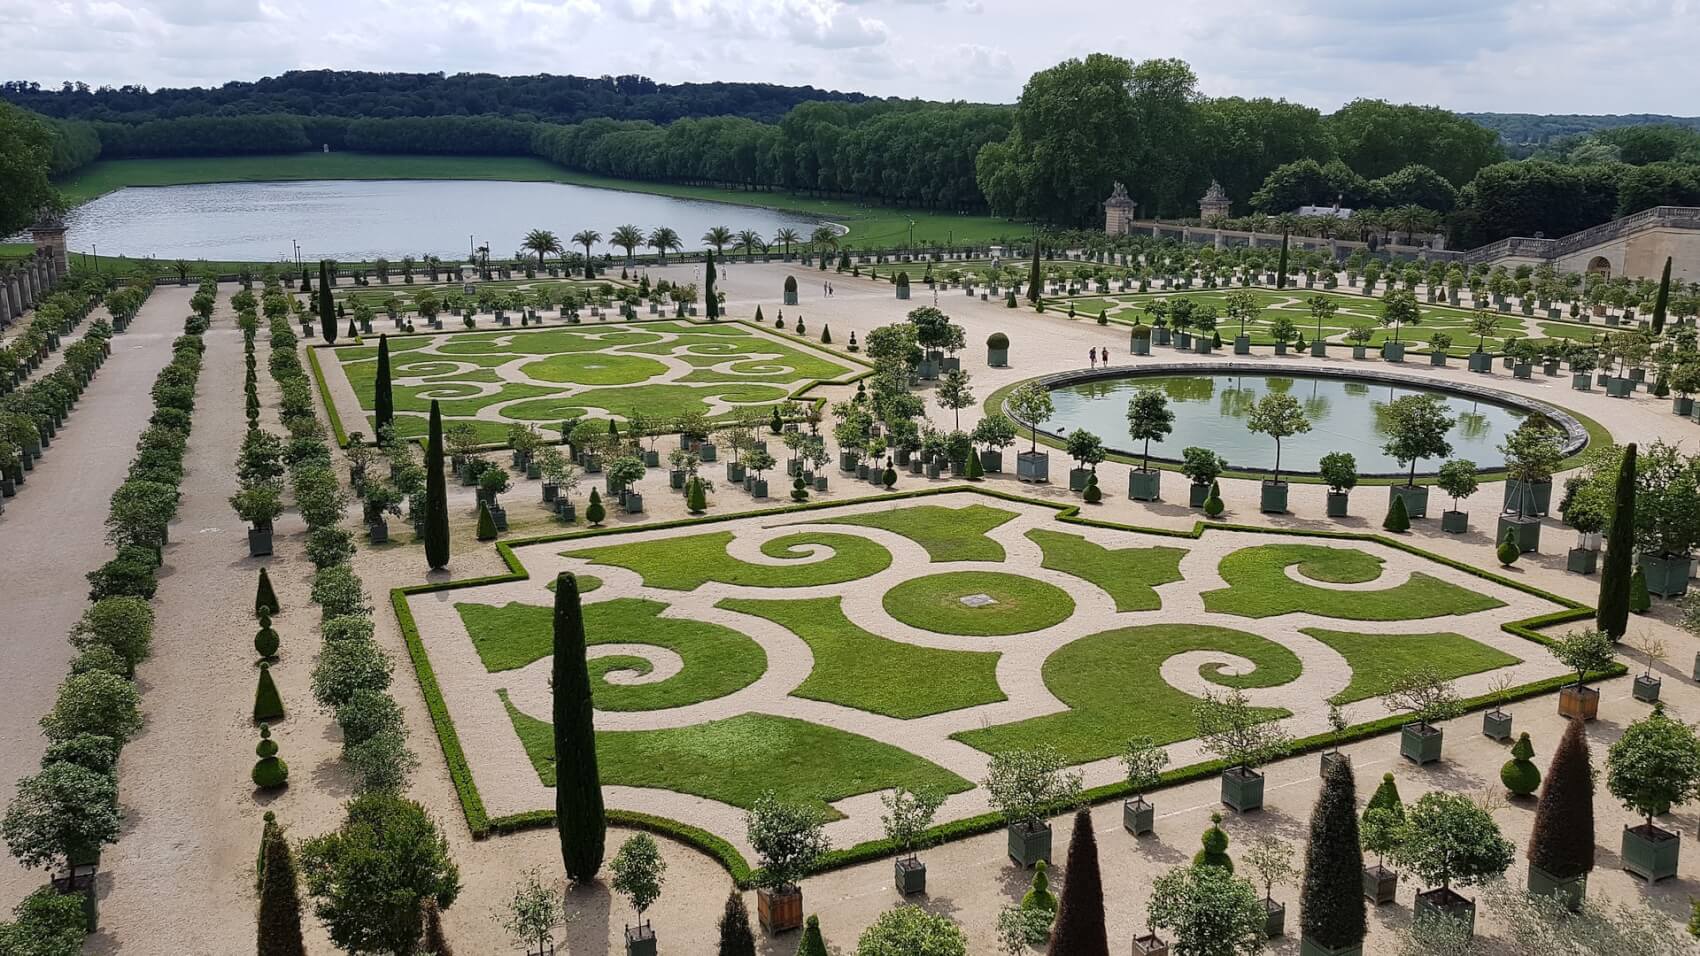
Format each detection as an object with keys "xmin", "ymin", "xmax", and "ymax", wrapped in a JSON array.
[
  {"xmin": 1501, "ymin": 732, "xmax": 1541, "ymax": 797},
  {"xmin": 254, "ymin": 614, "xmax": 279, "ymax": 661},
  {"xmin": 251, "ymin": 723, "xmax": 288, "ymax": 789},
  {"xmin": 791, "ymin": 476, "xmax": 809, "ymax": 502},
  {"xmin": 1021, "ymin": 860, "xmax": 1057, "ymax": 916},
  {"xmin": 1194, "ymin": 812, "xmax": 1234, "ymax": 872},
  {"xmin": 1497, "ymin": 527, "xmax": 1521, "ymax": 567},
  {"xmin": 1083, "ymin": 473, "xmax": 1102, "ymax": 504}
]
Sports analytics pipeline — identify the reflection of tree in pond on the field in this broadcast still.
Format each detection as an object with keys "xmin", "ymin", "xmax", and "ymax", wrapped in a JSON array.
[
  {"xmin": 1266, "ymin": 377, "xmax": 1295, "ymax": 394},
  {"xmin": 1301, "ymin": 378, "xmax": 1330, "ymax": 420},
  {"xmin": 1218, "ymin": 376, "xmax": 1257, "ymax": 419},
  {"xmin": 1158, "ymin": 375, "xmax": 1216, "ymax": 403},
  {"xmin": 1457, "ymin": 407, "xmax": 1491, "ymax": 441},
  {"xmin": 1341, "ymin": 381, "xmax": 1370, "ymax": 397}
]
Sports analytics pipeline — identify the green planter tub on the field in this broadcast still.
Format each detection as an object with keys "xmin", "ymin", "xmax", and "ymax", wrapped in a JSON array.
[
  {"xmin": 1496, "ymin": 515, "xmax": 1541, "ymax": 553},
  {"xmin": 1567, "ymin": 547, "xmax": 1598, "ymax": 575},
  {"xmin": 1621, "ymin": 824, "xmax": 1679, "ymax": 882},
  {"xmin": 1389, "ymin": 484, "xmax": 1429, "ymax": 519},
  {"xmin": 1527, "ymin": 864, "xmax": 1586, "ymax": 912},
  {"xmin": 1400, "ymin": 722, "xmax": 1444, "ymax": 765},
  {"xmin": 1260, "ymin": 480, "xmax": 1289, "ymax": 514},
  {"xmin": 1128, "ymin": 469, "xmax": 1161, "ymax": 502},
  {"xmin": 1638, "ymin": 553, "xmax": 1692, "ymax": 598},
  {"xmin": 1326, "ymin": 492, "xmax": 1349, "ymax": 518},
  {"xmin": 1441, "ymin": 510, "xmax": 1469, "ymax": 534},
  {"xmin": 1415, "ymin": 888, "xmax": 1476, "ymax": 938},
  {"xmin": 1007, "ymin": 821, "xmax": 1052, "ymax": 868},
  {"xmin": 1220, "ymin": 767, "xmax": 1265, "ymax": 812},
  {"xmin": 1123, "ymin": 797, "xmax": 1155, "ymax": 835}
]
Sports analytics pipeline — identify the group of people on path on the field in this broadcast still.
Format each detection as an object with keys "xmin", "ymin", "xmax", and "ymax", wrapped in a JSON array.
[{"xmin": 1088, "ymin": 346, "xmax": 1113, "ymax": 368}]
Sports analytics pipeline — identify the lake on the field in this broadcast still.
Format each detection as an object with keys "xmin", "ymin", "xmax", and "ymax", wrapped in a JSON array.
[
  {"xmin": 56, "ymin": 179, "xmax": 827, "ymax": 263},
  {"xmin": 1047, "ymin": 372, "xmax": 1535, "ymax": 476}
]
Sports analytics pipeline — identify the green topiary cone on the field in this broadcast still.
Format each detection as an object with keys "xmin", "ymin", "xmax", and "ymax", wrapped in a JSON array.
[
  {"xmin": 253, "ymin": 662, "xmax": 284, "ymax": 722},
  {"xmin": 1383, "ymin": 493, "xmax": 1410, "ymax": 532},
  {"xmin": 255, "ymin": 567, "xmax": 280, "ymax": 617},
  {"xmin": 820, "ymin": 324, "xmax": 831, "ymax": 344},
  {"xmin": 1630, "ymin": 566, "xmax": 1651, "ymax": 614},
  {"xmin": 475, "ymin": 500, "xmax": 498, "ymax": 541}
]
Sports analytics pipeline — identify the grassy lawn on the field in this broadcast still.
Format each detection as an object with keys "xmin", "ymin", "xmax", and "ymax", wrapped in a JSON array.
[
  {"xmin": 1026, "ymin": 529, "xmax": 1185, "ymax": 611},
  {"xmin": 811, "ymin": 503, "xmax": 1018, "ymax": 562},
  {"xmin": 882, "ymin": 571, "xmax": 1074, "ymax": 636},
  {"xmin": 501, "ymin": 702, "xmax": 972, "ymax": 816},
  {"xmin": 1301, "ymin": 627, "xmax": 1521, "ymax": 705},
  {"xmin": 952, "ymin": 624, "xmax": 1300, "ymax": 761},
  {"xmin": 567, "ymin": 530, "xmax": 891, "ymax": 590},
  {"xmin": 1200, "ymin": 544, "xmax": 1505, "ymax": 621},
  {"xmin": 456, "ymin": 598, "xmax": 766, "ymax": 711},
  {"xmin": 719, "ymin": 596, "xmax": 1006, "ymax": 718},
  {"xmin": 53, "ymin": 153, "xmax": 1022, "ymax": 247}
]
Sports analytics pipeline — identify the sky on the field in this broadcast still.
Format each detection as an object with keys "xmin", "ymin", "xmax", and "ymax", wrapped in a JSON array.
[{"xmin": 1, "ymin": 0, "xmax": 1697, "ymax": 116}]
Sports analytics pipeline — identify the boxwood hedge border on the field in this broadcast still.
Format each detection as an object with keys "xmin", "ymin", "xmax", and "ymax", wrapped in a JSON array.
[{"xmin": 389, "ymin": 482, "xmax": 1613, "ymax": 887}]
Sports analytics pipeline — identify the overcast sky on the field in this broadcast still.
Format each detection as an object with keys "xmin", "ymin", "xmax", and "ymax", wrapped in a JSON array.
[{"xmin": 1, "ymin": 0, "xmax": 1696, "ymax": 116}]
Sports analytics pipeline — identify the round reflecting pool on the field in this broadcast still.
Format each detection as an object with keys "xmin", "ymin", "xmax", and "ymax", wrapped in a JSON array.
[{"xmin": 1046, "ymin": 372, "xmax": 1545, "ymax": 475}]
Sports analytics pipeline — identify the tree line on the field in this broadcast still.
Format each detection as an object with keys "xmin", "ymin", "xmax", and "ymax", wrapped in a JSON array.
[{"xmin": 0, "ymin": 70, "xmax": 869, "ymax": 125}]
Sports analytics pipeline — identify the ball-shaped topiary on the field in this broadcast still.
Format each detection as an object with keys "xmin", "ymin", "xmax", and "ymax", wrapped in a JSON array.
[
  {"xmin": 252, "ymin": 723, "xmax": 288, "ymax": 790},
  {"xmin": 1194, "ymin": 812, "xmax": 1234, "ymax": 872},
  {"xmin": 987, "ymin": 332, "xmax": 1010, "ymax": 349},
  {"xmin": 1383, "ymin": 493, "xmax": 1410, "ymax": 533},
  {"xmin": 254, "ymin": 615, "xmax": 280, "ymax": 660},
  {"xmin": 1203, "ymin": 479, "xmax": 1225, "ymax": 518},
  {"xmin": 1497, "ymin": 527, "xmax": 1521, "ymax": 566},
  {"xmin": 1083, "ymin": 474, "xmax": 1102, "ymax": 503},
  {"xmin": 1501, "ymin": 732, "xmax": 1541, "ymax": 797}
]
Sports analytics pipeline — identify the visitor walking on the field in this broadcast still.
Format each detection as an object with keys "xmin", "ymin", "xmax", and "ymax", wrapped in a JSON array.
[
  {"xmin": 1102, "ymin": 346, "xmax": 1111, "ymax": 365},
  {"xmin": 1089, "ymin": 347, "xmax": 1097, "ymax": 368}
]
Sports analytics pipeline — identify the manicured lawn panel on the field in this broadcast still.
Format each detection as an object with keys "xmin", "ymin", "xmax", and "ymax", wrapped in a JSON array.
[
  {"xmin": 1026, "ymin": 528, "xmax": 1184, "ymax": 611},
  {"xmin": 567, "ymin": 530, "xmax": 892, "ymax": 590},
  {"xmin": 1200, "ymin": 543, "xmax": 1506, "ymax": 620},
  {"xmin": 1301, "ymin": 626, "xmax": 1522, "ymax": 704},
  {"xmin": 458, "ymin": 598, "xmax": 765, "ymax": 711},
  {"xmin": 500, "ymin": 701, "xmax": 972, "ymax": 816},
  {"xmin": 954, "ymin": 624, "xmax": 1300, "ymax": 762},
  {"xmin": 883, "ymin": 571, "xmax": 1074, "ymax": 636},
  {"xmin": 812, "ymin": 503, "xmax": 1018, "ymax": 561},
  {"xmin": 719, "ymin": 596, "xmax": 1006, "ymax": 718}
]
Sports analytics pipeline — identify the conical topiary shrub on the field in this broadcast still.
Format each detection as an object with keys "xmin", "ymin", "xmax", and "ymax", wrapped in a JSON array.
[
  {"xmin": 686, "ymin": 476, "xmax": 708, "ymax": 514},
  {"xmin": 1203, "ymin": 479, "xmax": 1224, "ymax": 518},
  {"xmin": 1366, "ymin": 773, "xmax": 1403, "ymax": 819},
  {"xmin": 1194, "ymin": 812, "xmax": 1233, "ymax": 871},
  {"xmin": 1383, "ymin": 493, "xmax": 1410, "ymax": 532},
  {"xmin": 1047, "ymin": 808, "xmax": 1109, "ymax": 956},
  {"xmin": 820, "ymin": 324, "xmax": 831, "ymax": 344},
  {"xmin": 1301, "ymin": 758, "xmax": 1365, "ymax": 952},
  {"xmin": 717, "ymin": 888, "xmax": 755, "ymax": 956},
  {"xmin": 753, "ymin": 305, "xmax": 765, "ymax": 326},
  {"xmin": 586, "ymin": 488, "xmax": 605, "ymax": 527},
  {"xmin": 1022, "ymin": 860, "xmax": 1057, "ymax": 917},
  {"xmin": 1498, "ymin": 527, "xmax": 1521, "ymax": 566},
  {"xmin": 1630, "ymin": 567, "xmax": 1651, "ymax": 614},
  {"xmin": 256, "ymin": 811, "xmax": 306, "ymax": 956},
  {"xmin": 253, "ymin": 662, "xmax": 284, "ymax": 722},
  {"xmin": 1528, "ymin": 718, "xmax": 1595, "ymax": 891},
  {"xmin": 797, "ymin": 915, "xmax": 827, "ymax": 956},
  {"xmin": 965, "ymin": 448, "xmax": 984, "ymax": 481},
  {"xmin": 255, "ymin": 614, "xmax": 279, "ymax": 661},
  {"xmin": 475, "ymin": 500, "xmax": 497, "ymax": 541},
  {"xmin": 255, "ymin": 567, "xmax": 280, "ymax": 617},
  {"xmin": 1501, "ymin": 732, "xmax": 1541, "ymax": 797},
  {"xmin": 252, "ymin": 723, "xmax": 289, "ymax": 790}
]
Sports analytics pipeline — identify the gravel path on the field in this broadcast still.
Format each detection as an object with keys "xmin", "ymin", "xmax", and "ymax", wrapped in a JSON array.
[{"xmin": 0, "ymin": 287, "xmax": 186, "ymax": 908}]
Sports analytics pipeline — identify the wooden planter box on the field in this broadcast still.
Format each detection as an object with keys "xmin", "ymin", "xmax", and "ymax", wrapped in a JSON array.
[
  {"xmin": 1527, "ymin": 864, "xmax": 1587, "ymax": 912},
  {"xmin": 1320, "ymin": 750, "xmax": 1350, "ymax": 778},
  {"xmin": 1482, "ymin": 710, "xmax": 1513, "ymax": 741},
  {"xmin": 1400, "ymin": 722, "xmax": 1444, "ymax": 765},
  {"xmin": 1132, "ymin": 934, "xmax": 1169, "ymax": 955},
  {"xmin": 1384, "ymin": 341, "xmax": 1406, "ymax": 363},
  {"xmin": 756, "ymin": 886, "xmax": 803, "ymax": 933},
  {"xmin": 1221, "ymin": 766, "xmax": 1265, "ymax": 812},
  {"xmin": 1430, "ymin": 351, "xmax": 1448, "ymax": 367},
  {"xmin": 1468, "ymin": 352, "xmax": 1493, "ymax": 373},
  {"xmin": 1300, "ymin": 936, "xmax": 1362, "ymax": 956},
  {"xmin": 1007, "ymin": 820, "xmax": 1052, "ymax": 868},
  {"xmin": 1123, "ymin": 796, "xmax": 1154, "ymax": 835},
  {"xmin": 1572, "ymin": 372, "xmax": 1592, "ymax": 391},
  {"xmin": 1558, "ymin": 684, "xmax": 1599, "ymax": 721},
  {"xmin": 980, "ymin": 449, "xmax": 1003, "ymax": 473},
  {"xmin": 1311, "ymin": 340, "xmax": 1328, "ymax": 357},
  {"xmin": 1415, "ymin": 887, "xmax": 1476, "ymax": 937},
  {"xmin": 248, "ymin": 527, "xmax": 273, "ymax": 557},
  {"xmin": 1363, "ymin": 864, "xmax": 1398, "ymax": 905},
  {"xmin": 1263, "ymin": 898, "xmax": 1286, "ymax": 938},
  {"xmin": 894, "ymin": 856, "xmax": 926, "ymax": 895},
  {"xmin": 1234, "ymin": 335, "xmax": 1252, "ymax": 355},
  {"xmin": 1016, "ymin": 451, "xmax": 1049, "ymax": 483},
  {"xmin": 1502, "ymin": 479, "xmax": 1552, "ymax": 516},
  {"xmin": 1623, "ymin": 824, "xmax": 1681, "ymax": 881},
  {"xmin": 1496, "ymin": 514, "xmax": 1541, "ymax": 553},
  {"xmin": 1068, "ymin": 467, "xmax": 1093, "ymax": 492}
]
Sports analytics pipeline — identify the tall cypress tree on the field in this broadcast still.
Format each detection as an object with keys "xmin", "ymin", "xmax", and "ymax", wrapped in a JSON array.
[
  {"xmin": 1300, "ymin": 759, "xmax": 1365, "ymax": 952},
  {"xmin": 1276, "ymin": 233, "xmax": 1290, "ymax": 289},
  {"xmin": 553, "ymin": 572, "xmax": 605, "ymax": 882},
  {"xmin": 374, "ymin": 334, "xmax": 393, "ymax": 434},
  {"xmin": 1527, "ymin": 717, "xmax": 1595, "ymax": 892},
  {"xmin": 1047, "ymin": 808, "xmax": 1109, "ymax": 956},
  {"xmin": 1597, "ymin": 442, "xmax": 1637, "ymax": 639},
  {"xmin": 1651, "ymin": 257, "xmax": 1672, "ymax": 335},
  {"xmin": 1026, "ymin": 238, "xmax": 1042, "ymax": 303},
  {"xmin": 704, "ymin": 250, "xmax": 720, "ymax": 320},
  {"xmin": 256, "ymin": 818, "xmax": 307, "ymax": 956},
  {"xmin": 716, "ymin": 889, "xmax": 756, "ymax": 956},
  {"xmin": 424, "ymin": 400, "xmax": 450, "ymax": 571},
  {"xmin": 318, "ymin": 260, "xmax": 336, "ymax": 344}
]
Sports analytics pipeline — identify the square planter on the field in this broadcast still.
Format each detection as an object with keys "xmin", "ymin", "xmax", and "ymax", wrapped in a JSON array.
[
  {"xmin": 980, "ymin": 449, "xmax": 1003, "ymax": 473},
  {"xmin": 1220, "ymin": 767, "xmax": 1265, "ymax": 812},
  {"xmin": 1639, "ymin": 553, "xmax": 1692, "ymax": 598},
  {"xmin": 1496, "ymin": 515, "xmax": 1541, "ymax": 553},
  {"xmin": 1132, "ymin": 337, "xmax": 1151, "ymax": 356},
  {"xmin": 669, "ymin": 470, "xmax": 686, "ymax": 490},
  {"xmin": 1129, "ymin": 469, "xmax": 1161, "ymax": 502},
  {"xmin": 623, "ymin": 493, "xmax": 643, "ymax": 514},
  {"xmin": 1007, "ymin": 821, "xmax": 1052, "ymax": 868},
  {"xmin": 1234, "ymin": 335, "xmax": 1252, "ymax": 355},
  {"xmin": 542, "ymin": 483, "xmax": 559, "ymax": 503},
  {"xmin": 1415, "ymin": 887, "xmax": 1476, "ymax": 938},
  {"xmin": 1311, "ymin": 340, "xmax": 1328, "ymax": 358},
  {"xmin": 1260, "ymin": 480, "xmax": 1289, "ymax": 514},
  {"xmin": 894, "ymin": 856, "xmax": 927, "ymax": 896},
  {"xmin": 1675, "ymin": 396, "xmax": 1696, "ymax": 417},
  {"xmin": 1441, "ymin": 510, "xmax": 1469, "ymax": 534},
  {"xmin": 1607, "ymin": 377, "xmax": 1634, "ymax": 398},
  {"xmin": 756, "ymin": 886, "xmax": 804, "ymax": 933},
  {"xmin": 1633, "ymin": 675, "xmax": 1662, "ymax": 703},
  {"xmin": 1320, "ymin": 750, "xmax": 1350, "ymax": 778},
  {"xmin": 1557, "ymin": 684, "xmax": 1599, "ymax": 721},
  {"xmin": 1300, "ymin": 938, "xmax": 1362, "ymax": 956},
  {"xmin": 1566, "ymin": 547, "xmax": 1598, "ymax": 575},
  {"xmin": 926, "ymin": 461, "xmax": 941, "ymax": 479},
  {"xmin": 1352, "ymin": 345, "xmax": 1366, "ymax": 360},
  {"xmin": 1324, "ymin": 492, "xmax": 1348, "ymax": 521},
  {"xmin": 909, "ymin": 458, "xmax": 924, "ymax": 475},
  {"xmin": 1503, "ymin": 479, "xmax": 1552, "ymax": 516},
  {"xmin": 1263, "ymin": 898, "xmax": 1286, "ymax": 938},
  {"xmin": 1189, "ymin": 482, "xmax": 1210, "ymax": 508},
  {"xmin": 247, "ymin": 527, "xmax": 273, "ymax": 557},
  {"xmin": 1544, "ymin": 360, "xmax": 1562, "ymax": 376},
  {"xmin": 726, "ymin": 462, "xmax": 746, "ymax": 483},
  {"xmin": 1389, "ymin": 484, "xmax": 1429, "ymax": 519},
  {"xmin": 1132, "ymin": 934, "xmax": 1170, "ymax": 956},
  {"xmin": 1016, "ymin": 451, "xmax": 1049, "ymax": 483},
  {"xmin": 1622, "ymin": 825, "xmax": 1679, "ymax": 882},
  {"xmin": 1154, "ymin": 327, "xmax": 1172, "ymax": 346},
  {"xmin": 1384, "ymin": 341, "xmax": 1406, "ymax": 363},
  {"xmin": 750, "ymin": 479, "xmax": 768, "ymax": 499},
  {"xmin": 1194, "ymin": 337, "xmax": 1212, "ymax": 355},
  {"xmin": 1400, "ymin": 722, "xmax": 1443, "ymax": 765},
  {"xmin": 490, "ymin": 506, "xmax": 508, "ymax": 531},
  {"xmin": 857, "ymin": 463, "xmax": 871, "ymax": 480},
  {"xmin": 368, "ymin": 521, "xmax": 388, "ymax": 545},
  {"xmin": 1123, "ymin": 796, "xmax": 1154, "ymax": 835},
  {"xmin": 558, "ymin": 501, "xmax": 577, "ymax": 523},
  {"xmin": 1468, "ymin": 351, "xmax": 1493, "ymax": 373},
  {"xmin": 1514, "ymin": 362, "xmax": 1533, "ymax": 379},
  {"xmin": 1526, "ymin": 864, "xmax": 1586, "ymax": 912},
  {"xmin": 813, "ymin": 475, "xmax": 828, "ymax": 492},
  {"xmin": 1430, "ymin": 352, "xmax": 1448, "ymax": 367},
  {"xmin": 1482, "ymin": 709, "xmax": 1513, "ymax": 741},
  {"xmin": 1363, "ymin": 864, "xmax": 1398, "ymax": 905},
  {"xmin": 624, "ymin": 923, "xmax": 656, "ymax": 956},
  {"xmin": 1068, "ymin": 467, "xmax": 1093, "ymax": 492},
  {"xmin": 643, "ymin": 449, "xmax": 660, "ymax": 468}
]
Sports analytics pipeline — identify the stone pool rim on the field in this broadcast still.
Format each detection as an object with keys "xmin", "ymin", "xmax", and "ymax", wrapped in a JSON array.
[{"xmin": 1004, "ymin": 362, "xmax": 1590, "ymax": 479}]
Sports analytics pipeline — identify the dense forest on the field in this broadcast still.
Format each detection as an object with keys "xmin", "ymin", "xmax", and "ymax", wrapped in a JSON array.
[
  {"xmin": 1467, "ymin": 111, "xmax": 1700, "ymax": 154},
  {"xmin": 0, "ymin": 70, "xmax": 870, "ymax": 125},
  {"xmin": 6, "ymin": 63, "xmax": 1700, "ymax": 250}
]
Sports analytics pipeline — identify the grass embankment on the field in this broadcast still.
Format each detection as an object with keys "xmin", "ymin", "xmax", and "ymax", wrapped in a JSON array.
[{"xmin": 43, "ymin": 153, "xmax": 1021, "ymax": 247}]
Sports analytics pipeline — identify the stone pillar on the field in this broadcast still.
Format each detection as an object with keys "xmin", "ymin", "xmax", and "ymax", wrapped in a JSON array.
[
  {"xmin": 19, "ymin": 266, "xmax": 35, "ymax": 310},
  {"xmin": 0, "ymin": 275, "xmax": 12, "ymax": 327},
  {"xmin": 30, "ymin": 220, "xmax": 69, "ymax": 280},
  {"xmin": 1214, "ymin": 230, "xmax": 1226, "ymax": 251}
]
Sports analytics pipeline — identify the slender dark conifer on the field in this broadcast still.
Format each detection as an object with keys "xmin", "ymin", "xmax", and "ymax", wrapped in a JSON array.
[
  {"xmin": 256, "ymin": 818, "xmax": 306, "ymax": 956},
  {"xmin": 374, "ymin": 335, "xmax": 393, "ymax": 433},
  {"xmin": 704, "ymin": 250, "xmax": 720, "ymax": 320},
  {"xmin": 318, "ymin": 260, "xmax": 336, "ymax": 344},
  {"xmin": 554, "ymin": 572, "xmax": 605, "ymax": 882},
  {"xmin": 1651, "ymin": 257, "xmax": 1672, "ymax": 334},
  {"xmin": 1597, "ymin": 443, "xmax": 1637, "ymax": 639},
  {"xmin": 424, "ymin": 400, "xmax": 450, "ymax": 571},
  {"xmin": 1300, "ymin": 759, "xmax": 1365, "ymax": 951},
  {"xmin": 716, "ymin": 889, "xmax": 756, "ymax": 956},
  {"xmin": 1528, "ymin": 717, "xmax": 1595, "ymax": 882},
  {"xmin": 1047, "ymin": 808, "xmax": 1109, "ymax": 956}
]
